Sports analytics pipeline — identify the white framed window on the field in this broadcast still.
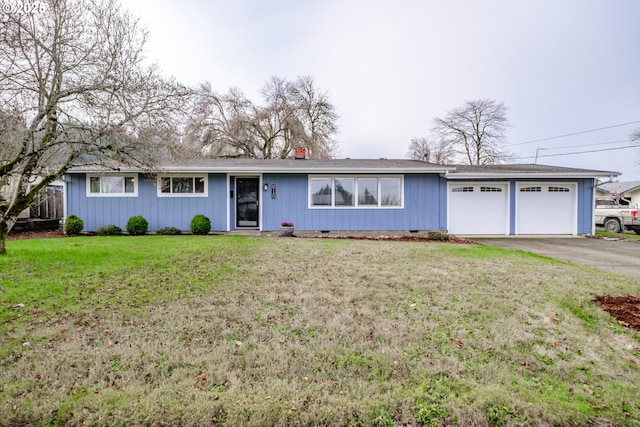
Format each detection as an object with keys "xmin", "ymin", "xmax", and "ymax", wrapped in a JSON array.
[
  {"xmin": 520, "ymin": 186, "xmax": 541, "ymax": 192},
  {"xmin": 335, "ymin": 177, "xmax": 355, "ymax": 206},
  {"xmin": 309, "ymin": 176, "xmax": 403, "ymax": 208},
  {"xmin": 87, "ymin": 174, "xmax": 138, "ymax": 197},
  {"xmin": 158, "ymin": 175, "xmax": 208, "ymax": 197},
  {"xmin": 452, "ymin": 186, "xmax": 474, "ymax": 193}
]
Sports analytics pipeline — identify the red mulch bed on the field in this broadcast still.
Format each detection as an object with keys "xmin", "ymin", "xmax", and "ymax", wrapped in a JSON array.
[
  {"xmin": 594, "ymin": 295, "xmax": 640, "ymax": 332},
  {"xmin": 306, "ymin": 235, "xmax": 477, "ymax": 244}
]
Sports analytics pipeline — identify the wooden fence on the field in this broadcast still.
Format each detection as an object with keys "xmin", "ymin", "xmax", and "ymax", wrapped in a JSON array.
[{"xmin": 30, "ymin": 187, "xmax": 64, "ymax": 220}]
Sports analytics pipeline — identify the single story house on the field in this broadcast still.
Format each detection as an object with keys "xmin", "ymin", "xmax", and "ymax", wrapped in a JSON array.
[
  {"xmin": 63, "ymin": 159, "xmax": 619, "ymax": 236},
  {"xmin": 596, "ymin": 181, "xmax": 640, "ymax": 206}
]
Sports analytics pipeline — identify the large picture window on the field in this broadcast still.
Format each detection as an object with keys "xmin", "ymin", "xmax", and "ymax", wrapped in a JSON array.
[
  {"xmin": 87, "ymin": 175, "xmax": 137, "ymax": 197},
  {"xmin": 309, "ymin": 176, "xmax": 403, "ymax": 208},
  {"xmin": 158, "ymin": 175, "xmax": 207, "ymax": 197}
]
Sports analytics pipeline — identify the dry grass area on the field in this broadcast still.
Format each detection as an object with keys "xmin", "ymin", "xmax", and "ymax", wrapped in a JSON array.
[{"xmin": 1, "ymin": 236, "xmax": 640, "ymax": 426}]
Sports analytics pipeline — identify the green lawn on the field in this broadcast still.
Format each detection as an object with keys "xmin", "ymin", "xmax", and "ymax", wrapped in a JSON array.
[{"xmin": 1, "ymin": 235, "xmax": 639, "ymax": 426}]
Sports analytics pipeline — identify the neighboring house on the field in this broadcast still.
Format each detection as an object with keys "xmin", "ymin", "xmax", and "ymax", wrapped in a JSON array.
[
  {"xmin": 596, "ymin": 181, "xmax": 640, "ymax": 206},
  {"xmin": 64, "ymin": 159, "xmax": 618, "ymax": 235},
  {"xmin": 1, "ymin": 176, "xmax": 64, "ymax": 220}
]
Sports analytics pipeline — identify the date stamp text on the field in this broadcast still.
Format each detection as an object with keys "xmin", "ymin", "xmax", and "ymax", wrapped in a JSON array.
[{"xmin": 2, "ymin": 1, "xmax": 48, "ymax": 14}]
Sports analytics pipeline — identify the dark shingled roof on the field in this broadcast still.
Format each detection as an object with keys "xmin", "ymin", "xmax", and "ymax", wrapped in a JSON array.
[
  {"xmin": 448, "ymin": 163, "xmax": 619, "ymax": 178},
  {"xmin": 71, "ymin": 158, "xmax": 454, "ymax": 174},
  {"xmin": 597, "ymin": 180, "xmax": 640, "ymax": 195},
  {"xmin": 160, "ymin": 158, "xmax": 450, "ymax": 171},
  {"xmin": 68, "ymin": 159, "xmax": 618, "ymax": 178}
]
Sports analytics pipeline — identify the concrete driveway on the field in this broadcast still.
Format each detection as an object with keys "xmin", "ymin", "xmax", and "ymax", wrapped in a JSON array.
[{"xmin": 473, "ymin": 236, "xmax": 640, "ymax": 281}]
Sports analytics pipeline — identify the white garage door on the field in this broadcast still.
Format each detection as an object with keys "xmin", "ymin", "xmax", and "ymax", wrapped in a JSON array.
[
  {"xmin": 448, "ymin": 183, "xmax": 509, "ymax": 234},
  {"xmin": 516, "ymin": 183, "xmax": 576, "ymax": 234}
]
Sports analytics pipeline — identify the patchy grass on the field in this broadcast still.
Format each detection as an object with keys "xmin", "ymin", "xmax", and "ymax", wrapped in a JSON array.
[
  {"xmin": 1, "ymin": 235, "xmax": 639, "ymax": 426},
  {"xmin": 595, "ymin": 229, "xmax": 640, "ymax": 240}
]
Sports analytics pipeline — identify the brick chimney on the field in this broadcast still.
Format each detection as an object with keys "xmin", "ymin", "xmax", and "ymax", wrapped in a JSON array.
[{"xmin": 294, "ymin": 147, "xmax": 306, "ymax": 160}]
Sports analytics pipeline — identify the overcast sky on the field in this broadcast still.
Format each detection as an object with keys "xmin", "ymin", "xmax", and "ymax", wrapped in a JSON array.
[{"xmin": 125, "ymin": 0, "xmax": 640, "ymax": 180}]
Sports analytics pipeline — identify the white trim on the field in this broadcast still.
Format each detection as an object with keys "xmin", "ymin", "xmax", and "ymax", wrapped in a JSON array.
[
  {"xmin": 308, "ymin": 175, "xmax": 404, "ymax": 209},
  {"xmin": 156, "ymin": 174, "xmax": 208, "ymax": 198},
  {"xmin": 68, "ymin": 164, "xmax": 453, "ymax": 175},
  {"xmin": 62, "ymin": 175, "xmax": 68, "ymax": 221},
  {"xmin": 226, "ymin": 174, "xmax": 231, "ymax": 232},
  {"xmin": 448, "ymin": 172, "xmax": 616, "ymax": 179},
  {"xmin": 259, "ymin": 174, "xmax": 264, "ymax": 231},
  {"xmin": 86, "ymin": 174, "xmax": 138, "ymax": 197},
  {"xmin": 162, "ymin": 166, "xmax": 447, "ymax": 174},
  {"xmin": 233, "ymin": 175, "xmax": 261, "ymax": 229}
]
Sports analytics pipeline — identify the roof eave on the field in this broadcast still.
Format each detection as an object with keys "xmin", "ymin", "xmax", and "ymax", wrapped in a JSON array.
[
  {"xmin": 68, "ymin": 166, "xmax": 456, "ymax": 174},
  {"xmin": 163, "ymin": 166, "xmax": 455, "ymax": 174},
  {"xmin": 447, "ymin": 172, "xmax": 621, "ymax": 179}
]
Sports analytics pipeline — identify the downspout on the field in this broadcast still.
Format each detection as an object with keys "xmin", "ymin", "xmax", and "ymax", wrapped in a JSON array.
[
  {"xmin": 62, "ymin": 174, "xmax": 68, "ymax": 229},
  {"xmin": 591, "ymin": 178, "xmax": 596, "ymax": 235}
]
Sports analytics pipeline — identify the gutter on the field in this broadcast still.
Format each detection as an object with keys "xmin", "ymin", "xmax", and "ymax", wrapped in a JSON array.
[
  {"xmin": 67, "ymin": 166, "xmax": 456, "ymax": 175},
  {"xmin": 446, "ymin": 172, "xmax": 621, "ymax": 179}
]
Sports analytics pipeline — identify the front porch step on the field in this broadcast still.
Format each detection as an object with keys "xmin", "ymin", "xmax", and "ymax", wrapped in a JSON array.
[{"xmin": 227, "ymin": 230, "xmax": 262, "ymax": 236}]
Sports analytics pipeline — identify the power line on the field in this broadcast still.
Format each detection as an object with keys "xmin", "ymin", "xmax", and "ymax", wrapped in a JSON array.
[
  {"xmin": 535, "ymin": 139, "xmax": 630, "ymax": 151},
  {"xmin": 506, "ymin": 120, "xmax": 640, "ymax": 148},
  {"xmin": 513, "ymin": 144, "xmax": 637, "ymax": 161}
]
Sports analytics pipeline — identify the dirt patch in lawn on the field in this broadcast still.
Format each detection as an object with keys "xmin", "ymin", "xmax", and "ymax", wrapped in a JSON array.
[
  {"xmin": 7, "ymin": 229, "xmax": 66, "ymax": 240},
  {"xmin": 307, "ymin": 234, "xmax": 476, "ymax": 244},
  {"xmin": 595, "ymin": 295, "xmax": 640, "ymax": 332}
]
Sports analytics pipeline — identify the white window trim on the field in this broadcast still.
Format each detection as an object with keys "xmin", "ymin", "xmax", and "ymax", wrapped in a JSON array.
[
  {"xmin": 308, "ymin": 175, "xmax": 404, "ymax": 209},
  {"xmin": 86, "ymin": 174, "xmax": 138, "ymax": 197},
  {"xmin": 157, "ymin": 174, "xmax": 208, "ymax": 197}
]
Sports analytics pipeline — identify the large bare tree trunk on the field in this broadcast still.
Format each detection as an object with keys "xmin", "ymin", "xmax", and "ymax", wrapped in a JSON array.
[
  {"xmin": 0, "ymin": 220, "xmax": 8, "ymax": 256},
  {"xmin": 0, "ymin": 0, "xmax": 190, "ymax": 254}
]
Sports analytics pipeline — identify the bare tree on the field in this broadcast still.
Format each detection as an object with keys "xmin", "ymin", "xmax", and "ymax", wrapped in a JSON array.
[
  {"xmin": 632, "ymin": 128, "xmax": 640, "ymax": 144},
  {"xmin": 406, "ymin": 137, "xmax": 455, "ymax": 164},
  {"xmin": 286, "ymin": 76, "xmax": 339, "ymax": 159},
  {"xmin": 432, "ymin": 99, "xmax": 511, "ymax": 165},
  {"xmin": 186, "ymin": 76, "xmax": 339, "ymax": 159},
  {"xmin": 0, "ymin": 0, "xmax": 190, "ymax": 254}
]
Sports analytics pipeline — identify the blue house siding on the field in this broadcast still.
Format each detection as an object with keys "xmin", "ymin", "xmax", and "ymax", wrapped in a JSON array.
[
  {"xmin": 577, "ymin": 178, "xmax": 596, "ymax": 234},
  {"xmin": 65, "ymin": 165, "xmax": 600, "ymax": 235},
  {"xmin": 66, "ymin": 173, "xmax": 228, "ymax": 232},
  {"xmin": 260, "ymin": 173, "xmax": 446, "ymax": 231}
]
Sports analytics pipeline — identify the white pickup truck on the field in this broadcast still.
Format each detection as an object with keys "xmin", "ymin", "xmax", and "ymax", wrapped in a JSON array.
[{"xmin": 595, "ymin": 198, "xmax": 640, "ymax": 234}]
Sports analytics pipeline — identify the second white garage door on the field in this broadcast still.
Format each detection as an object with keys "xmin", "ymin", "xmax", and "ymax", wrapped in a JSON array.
[
  {"xmin": 516, "ymin": 183, "xmax": 576, "ymax": 234},
  {"xmin": 448, "ymin": 183, "xmax": 509, "ymax": 235}
]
